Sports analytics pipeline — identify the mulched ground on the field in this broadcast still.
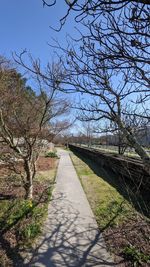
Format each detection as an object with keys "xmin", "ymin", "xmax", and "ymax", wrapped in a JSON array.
[
  {"xmin": 103, "ymin": 215, "xmax": 150, "ymax": 266},
  {"xmin": 37, "ymin": 156, "xmax": 55, "ymax": 171},
  {"xmin": 0, "ymin": 156, "xmax": 55, "ymax": 199}
]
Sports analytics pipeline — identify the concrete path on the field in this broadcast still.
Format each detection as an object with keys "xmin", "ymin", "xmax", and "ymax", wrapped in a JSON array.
[{"xmin": 26, "ymin": 149, "xmax": 114, "ymax": 267}]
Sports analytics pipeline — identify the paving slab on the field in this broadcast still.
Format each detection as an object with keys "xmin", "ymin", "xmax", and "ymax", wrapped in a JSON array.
[{"xmin": 25, "ymin": 149, "xmax": 115, "ymax": 267}]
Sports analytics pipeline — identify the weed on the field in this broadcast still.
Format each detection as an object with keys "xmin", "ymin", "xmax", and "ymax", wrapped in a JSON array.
[
  {"xmin": 123, "ymin": 245, "xmax": 150, "ymax": 266},
  {"xmin": 21, "ymin": 223, "xmax": 41, "ymax": 239},
  {"xmin": 0, "ymin": 200, "xmax": 33, "ymax": 232}
]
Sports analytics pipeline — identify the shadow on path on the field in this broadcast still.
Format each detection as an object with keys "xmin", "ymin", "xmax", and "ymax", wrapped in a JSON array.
[{"xmin": 26, "ymin": 192, "xmax": 121, "ymax": 267}]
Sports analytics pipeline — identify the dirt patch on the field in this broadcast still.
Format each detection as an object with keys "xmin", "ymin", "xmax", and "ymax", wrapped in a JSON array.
[
  {"xmin": 37, "ymin": 156, "xmax": 55, "ymax": 171},
  {"xmin": 0, "ymin": 156, "xmax": 56, "ymax": 200},
  {"xmin": 104, "ymin": 216, "xmax": 150, "ymax": 266},
  {"xmin": 0, "ymin": 156, "xmax": 55, "ymax": 175}
]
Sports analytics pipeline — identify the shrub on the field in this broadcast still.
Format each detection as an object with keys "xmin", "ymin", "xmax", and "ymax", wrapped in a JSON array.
[{"xmin": 45, "ymin": 151, "xmax": 58, "ymax": 158}]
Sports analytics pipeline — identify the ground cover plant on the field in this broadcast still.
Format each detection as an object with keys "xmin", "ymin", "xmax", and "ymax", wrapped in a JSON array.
[
  {"xmin": 0, "ymin": 153, "xmax": 58, "ymax": 266},
  {"xmin": 70, "ymin": 152, "xmax": 150, "ymax": 267},
  {"xmin": 45, "ymin": 151, "xmax": 59, "ymax": 158}
]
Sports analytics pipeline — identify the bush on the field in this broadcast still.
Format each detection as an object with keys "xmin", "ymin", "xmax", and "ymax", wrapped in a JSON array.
[{"xmin": 45, "ymin": 151, "xmax": 58, "ymax": 158}]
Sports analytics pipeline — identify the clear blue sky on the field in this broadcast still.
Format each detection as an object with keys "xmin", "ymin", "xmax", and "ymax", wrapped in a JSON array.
[
  {"xmin": 0, "ymin": 0, "xmax": 81, "ymax": 133},
  {"xmin": 0, "ymin": 0, "xmax": 76, "ymax": 64},
  {"xmin": 0, "ymin": 1, "xmax": 102, "ymax": 135}
]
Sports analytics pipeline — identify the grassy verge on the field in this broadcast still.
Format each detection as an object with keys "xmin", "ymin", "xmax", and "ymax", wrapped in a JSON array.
[
  {"xmin": 0, "ymin": 157, "xmax": 58, "ymax": 266},
  {"xmin": 70, "ymin": 152, "xmax": 150, "ymax": 267}
]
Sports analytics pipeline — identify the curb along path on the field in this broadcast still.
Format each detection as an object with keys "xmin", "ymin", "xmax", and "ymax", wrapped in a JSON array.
[{"xmin": 26, "ymin": 149, "xmax": 114, "ymax": 267}]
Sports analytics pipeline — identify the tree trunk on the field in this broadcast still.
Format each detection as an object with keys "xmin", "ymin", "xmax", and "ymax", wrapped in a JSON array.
[
  {"xmin": 117, "ymin": 119, "xmax": 150, "ymax": 175},
  {"xmin": 118, "ymin": 130, "xmax": 122, "ymax": 155},
  {"xmin": 24, "ymin": 159, "xmax": 33, "ymax": 199},
  {"xmin": 24, "ymin": 181, "xmax": 33, "ymax": 199}
]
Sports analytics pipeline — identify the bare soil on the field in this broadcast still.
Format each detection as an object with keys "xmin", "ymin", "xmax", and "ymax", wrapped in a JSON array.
[
  {"xmin": 0, "ymin": 156, "xmax": 55, "ymax": 199},
  {"xmin": 104, "ymin": 216, "xmax": 150, "ymax": 266},
  {"xmin": 37, "ymin": 156, "xmax": 55, "ymax": 171}
]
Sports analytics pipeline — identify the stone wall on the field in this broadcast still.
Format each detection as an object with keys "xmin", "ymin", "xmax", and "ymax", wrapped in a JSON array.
[{"xmin": 69, "ymin": 144, "xmax": 150, "ymax": 193}]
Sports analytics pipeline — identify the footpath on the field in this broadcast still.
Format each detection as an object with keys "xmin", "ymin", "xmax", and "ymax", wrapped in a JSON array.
[{"xmin": 26, "ymin": 149, "xmax": 114, "ymax": 267}]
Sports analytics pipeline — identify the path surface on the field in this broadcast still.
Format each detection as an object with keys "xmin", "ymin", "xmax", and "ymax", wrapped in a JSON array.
[{"xmin": 26, "ymin": 149, "xmax": 114, "ymax": 267}]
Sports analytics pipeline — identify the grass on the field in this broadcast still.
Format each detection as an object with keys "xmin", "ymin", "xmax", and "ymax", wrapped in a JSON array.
[
  {"xmin": 89, "ymin": 145, "xmax": 140, "ymax": 158},
  {"xmin": 73, "ymin": 143, "xmax": 150, "ymax": 160},
  {"xmin": 70, "ymin": 153, "xmax": 134, "ymax": 228},
  {"xmin": 84, "ymin": 144, "xmax": 150, "ymax": 158},
  {"xmin": 35, "ymin": 169, "xmax": 56, "ymax": 182},
  {"xmin": 70, "ymin": 152, "xmax": 150, "ymax": 266}
]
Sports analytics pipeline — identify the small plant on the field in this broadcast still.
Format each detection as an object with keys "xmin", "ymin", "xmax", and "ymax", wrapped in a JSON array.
[
  {"xmin": 21, "ymin": 223, "xmax": 41, "ymax": 239},
  {"xmin": 19, "ymin": 202, "xmax": 49, "ymax": 242},
  {"xmin": 123, "ymin": 245, "xmax": 150, "ymax": 266},
  {"xmin": 4, "ymin": 200, "xmax": 33, "ymax": 229},
  {"xmin": 45, "ymin": 151, "xmax": 58, "ymax": 158}
]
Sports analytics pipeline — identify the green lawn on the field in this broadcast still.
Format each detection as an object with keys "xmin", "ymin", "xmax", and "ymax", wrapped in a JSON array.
[
  {"xmin": 70, "ymin": 152, "xmax": 134, "ymax": 228},
  {"xmin": 70, "ymin": 152, "xmax": 150, "ymax": 266}
]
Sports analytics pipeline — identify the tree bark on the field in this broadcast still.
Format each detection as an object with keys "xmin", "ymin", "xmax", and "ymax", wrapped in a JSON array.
[{"xmin": 24, "ymin": 158, "xmax": 33, "ymax": 199}]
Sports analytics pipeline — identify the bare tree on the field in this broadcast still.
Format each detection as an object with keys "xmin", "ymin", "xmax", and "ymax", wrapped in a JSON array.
[
  {"xmin": 41, "ymin": 0, "xmax": 150, "ymax": 103},
  {"xmin": 78, "ymin": 121, "xmax": 94, "ymax": 147},
  {"xmin": 0, "ymin": 58, "xmax": 70, "ymax": 199},
  {"xmin": 40, "ymin": 0, "xmax": 150, "ymax": 173},
  {"xmin": 13, "ymin": 46, "xmax": 150, "ymax": 175},
  {"xmin": 53, "ymin": 47, "xmax": 150, "ymax": 173},
  {"xmin": 41, "ymin": 0, "xmax": 150, "ymax": 34},
  {"xmin": 40, "ymin": 0, "xmax": 150, "ymax": 108}
]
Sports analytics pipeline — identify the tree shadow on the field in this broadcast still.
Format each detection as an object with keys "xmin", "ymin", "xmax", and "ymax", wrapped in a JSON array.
[
  {"xmin": 72, "ymin": 151, "xmax": 150, "ymax": 218},
  {"xmin": 0, "ymin": 200, "xmax": 27, "ymax": 267},
  {"xmin": 24, "ymin": 192, "xmax": 124, "ymax": 267},
  {"xmin": 0, "ymin": 235, "xmax": 25, "ymax": 267},
  {"xmin": 0, "ymin": 193, "xmax": 16, "ymax": 200}
]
